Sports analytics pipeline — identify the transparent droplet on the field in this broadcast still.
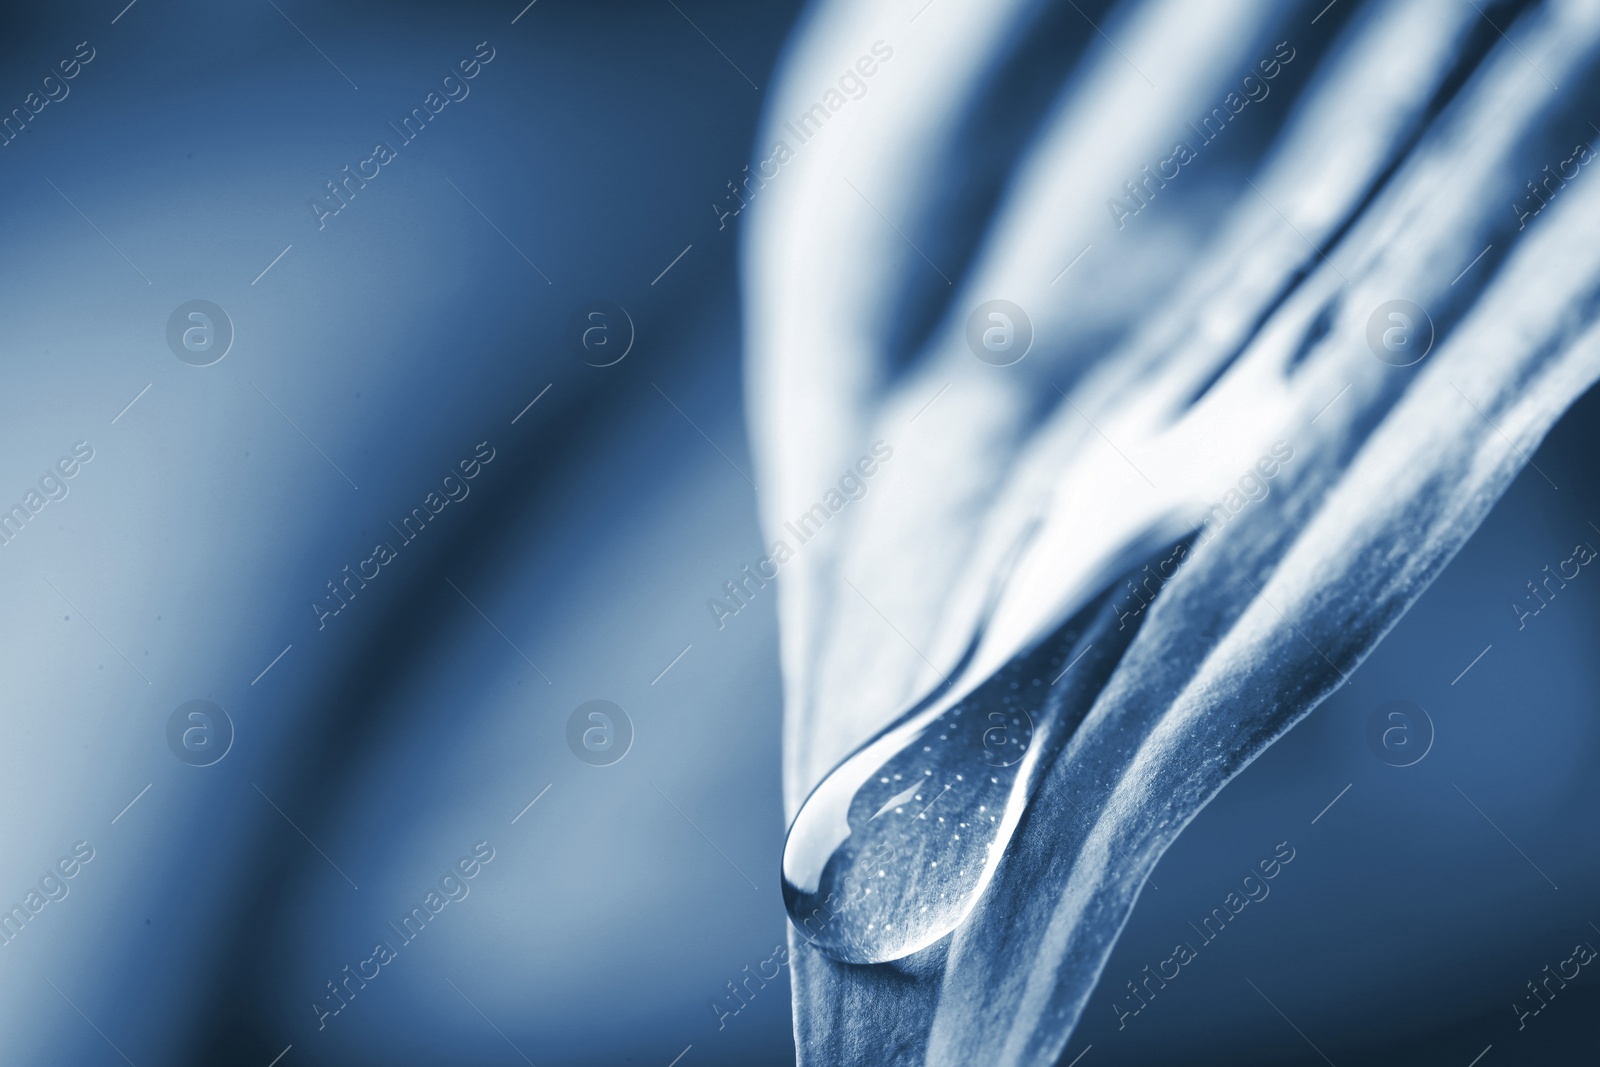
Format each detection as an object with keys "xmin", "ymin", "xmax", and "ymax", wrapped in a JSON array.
[{"xmin": 781, "ymin": 575, "xmax": 1143, "ymax": 964}]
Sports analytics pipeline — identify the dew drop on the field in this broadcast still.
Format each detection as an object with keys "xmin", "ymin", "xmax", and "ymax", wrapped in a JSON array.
[{"xmin": 780, "ymin": 572, "xmax": 1148, "ymax": 965}]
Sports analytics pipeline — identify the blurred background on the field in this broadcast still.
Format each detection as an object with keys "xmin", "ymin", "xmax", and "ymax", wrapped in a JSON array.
[{"xmin": 0, "ymin": 1, "xmax": 1593, "ymax": 1064}]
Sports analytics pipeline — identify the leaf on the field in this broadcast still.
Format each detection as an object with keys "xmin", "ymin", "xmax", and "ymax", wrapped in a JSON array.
[{"xmin": 746, "ymin": 0, "xmax": 1600, "ymax": 1062}]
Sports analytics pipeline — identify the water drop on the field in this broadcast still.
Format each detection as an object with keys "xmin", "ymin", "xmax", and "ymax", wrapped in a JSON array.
[{"xmin": 781, "ymin": 566, "xmax": 1152, "ymax": 964}]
